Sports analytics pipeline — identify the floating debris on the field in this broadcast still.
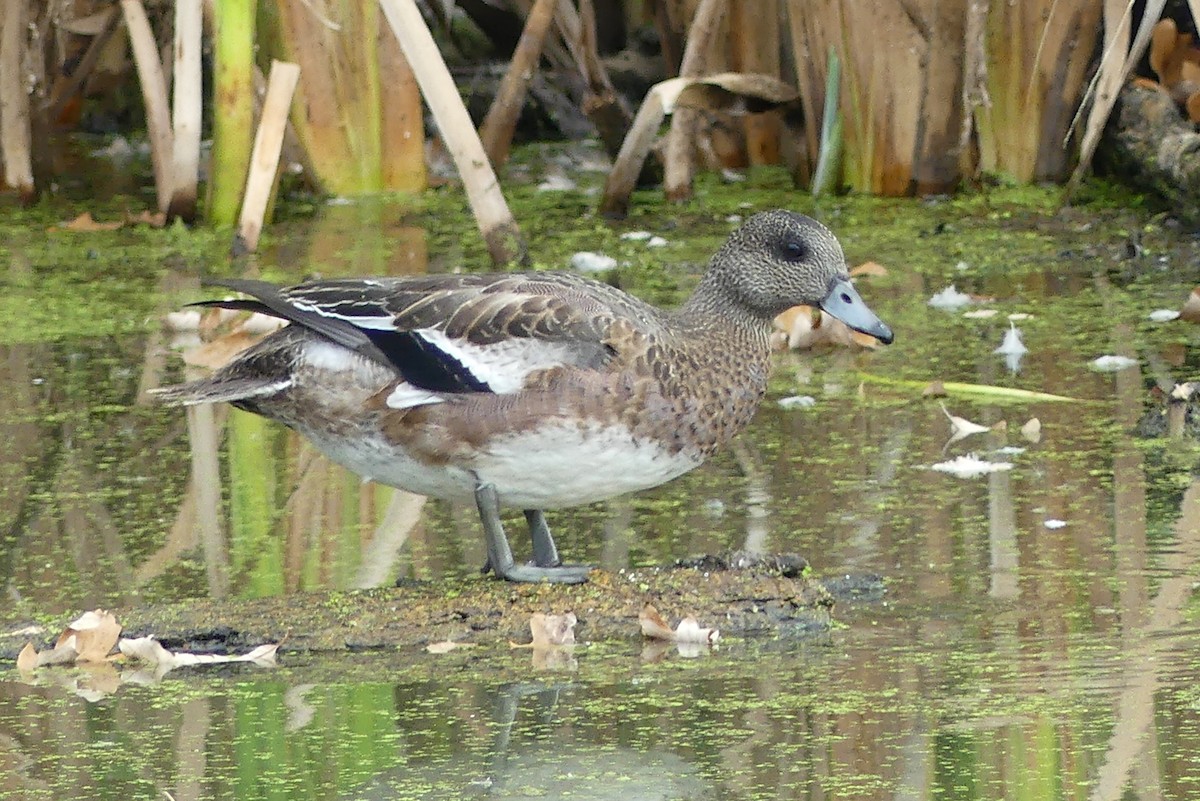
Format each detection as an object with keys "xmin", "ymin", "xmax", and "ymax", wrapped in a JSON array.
[{"xmin": 930, "ymin": 454, "xmax": 1014, "ymax": 478}]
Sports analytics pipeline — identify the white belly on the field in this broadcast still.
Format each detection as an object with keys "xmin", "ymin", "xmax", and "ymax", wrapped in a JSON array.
[{"xmin": 304, "ymin": 420, "xmax": 704, "ymax": 509}]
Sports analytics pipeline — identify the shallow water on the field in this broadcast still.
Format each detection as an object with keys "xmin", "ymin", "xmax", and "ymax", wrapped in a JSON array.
[{"xmin": 3, "ymin": 177, "xmax": 1200, "ymax": 800}]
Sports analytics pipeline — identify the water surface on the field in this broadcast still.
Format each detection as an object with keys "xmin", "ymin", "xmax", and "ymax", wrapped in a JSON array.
[{"xmin": 2, "ymin": 180, "xmax": 1199, "ymax": 800}]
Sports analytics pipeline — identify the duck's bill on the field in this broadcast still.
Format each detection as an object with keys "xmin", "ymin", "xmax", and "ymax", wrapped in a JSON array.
[{"xmin": 819, "ymin": 278, "xmax": 894, "ymax": 345}]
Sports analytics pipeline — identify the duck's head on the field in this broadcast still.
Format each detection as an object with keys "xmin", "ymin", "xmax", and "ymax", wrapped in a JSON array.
[{"xmin": 707, "ymin": 210, "xmax": 894, "ymax": 345}]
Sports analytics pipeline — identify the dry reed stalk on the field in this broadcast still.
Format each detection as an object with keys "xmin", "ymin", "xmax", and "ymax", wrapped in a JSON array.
[
  {"xmin": 729, "ymin": 0, "xmax": 781, "ymax": 166},
  {"xmin": 275, "ymin": 0, "xmax": 391, "ymax": 195},
  {"xmin": 210, "ymin": 0, "xmax": 256, "ymax": 226},
  {"xmin": 236, "ymin": 60, "xmax": 300, "ymax": 254},
  {"xmin": 664, "ymin": 0, "xmax": 727, "ymax": 201},
  {"xmin": 380, "ymin": 0, "xmax": 525, "ymax": 265},
  {"xmin": 0, "ymin": 0, "xmax": 34, "ymax": 200},
  {"xmin": 1069, "ymin": 0, "xmax": 1162, "ymax": 193},
  {"xmin": 378, "ymin": 18, "xmax": 425, "ymax": 192},
  {"xmin": 121, "ymin": 0, "xmax": 174, "ymax": 213},
  {"xmin": 600, "ymin": 84, "xmax": 669, "ymax": 217},
  {"xmin": 787, "ymin": 0, "xmax": 964, "ymax": 195},
  {"xmin": 479, "ymin": 0, "xmax": 558, "ymax": 168},
  {"xmin": 576, "ymin": 0, "xmax": 630, "ymax": 154},
  {"xmin": 974, "ymin": 0, "xmax": 1101, "ymax": 182},
  {"xmin": 168, "ymin": 0, "xmax": 203, "ymax": 222}
]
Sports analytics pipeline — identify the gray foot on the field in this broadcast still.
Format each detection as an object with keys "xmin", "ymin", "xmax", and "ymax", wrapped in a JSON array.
[{"xmin": 474, "ymin": 484, "xmax": 591, "ymax": 584}]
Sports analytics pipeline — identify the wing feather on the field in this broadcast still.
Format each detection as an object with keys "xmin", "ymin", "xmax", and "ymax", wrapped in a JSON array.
[{"xmin": 201, "ymin": 273, "xmax": 660, "ymax": 395}]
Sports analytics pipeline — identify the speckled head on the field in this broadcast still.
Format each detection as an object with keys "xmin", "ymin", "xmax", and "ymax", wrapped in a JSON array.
[{"xmin": 701, "ymin": 210, "xmax": 894, "ymax": 344}]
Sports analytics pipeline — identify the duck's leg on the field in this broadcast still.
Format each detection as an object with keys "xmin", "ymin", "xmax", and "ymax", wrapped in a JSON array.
[
  {"xmin": 474, "ymin": 483, "xmax": 591, "ymax": 584},
  {"xmin": 524, "ymin": 510, "xmax": 559, "ymax": 566}
]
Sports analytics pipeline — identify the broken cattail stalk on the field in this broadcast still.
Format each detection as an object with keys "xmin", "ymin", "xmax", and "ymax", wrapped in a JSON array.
[
  {"xmin": 380, "ymin": 0, "xmax": 525, "ymax": 265},
  {"xmin": 121, "ymin": 0, "xmax": 174, "ymax": 213},
  {"xmin": 236, "ymin": 60, "xmax": 300, "ymax": 255},
  {"xmin": 730, "ymin": 0, "xmax": 781, "ymax": 166},
  {"xmin": 168, "ymin": 0, "xmax": 203, "ymax": 222},
  {"xmin": 600, "ymin": 85, "xmax": 668, "ymax": 217},
  {"xmin": 0, "ymin": 0, "xmax": 34, "ymax": 201},
  {"xmin": 209, "ymin": 0, "xmax": 257, "ymax": 226},
  {"xmin": 479, "ymin": 0, "xmax": 558, "ymax": 168},
  {"xmin": 275, "ymin": 0, "xmax": 385, "ymax": 195},
  {"xmin": 378, "ymin": 19, "xmax": 426, "ymax": 192}
]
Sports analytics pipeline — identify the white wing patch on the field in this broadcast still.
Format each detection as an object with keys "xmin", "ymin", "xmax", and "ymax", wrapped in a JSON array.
[
  {"xmin": 385, "ymin": 384, "xmax": 446, "ymax": 410},
  {"xmin": 413, "ymin": 328, "xmax": 576, "ymax": 393}
]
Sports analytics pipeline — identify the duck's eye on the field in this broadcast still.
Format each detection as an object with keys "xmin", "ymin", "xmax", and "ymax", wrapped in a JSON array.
[{"xmin": 781, "ymin": 239, "xmax": 807, "ymax": 262}]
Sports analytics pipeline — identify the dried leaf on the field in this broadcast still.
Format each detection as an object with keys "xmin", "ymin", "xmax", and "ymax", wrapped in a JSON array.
[
  {"xmin": 59, "ymin": 610, "xmax": 121, "ymax": 663},
  {"xmin": 1179, "ymin": 287, "xmax": 1200, "ymax": 323},
  {"xmin": 57, "ymin": 212, "xmax": 124, "ymax": 232},
  {"xmin": 962, "ymin": 309, "xmax": 998, "ymax": 319},
  {"xmin": 16, "ymin": 642, "xmax": 38, "ymax": 672},
  {"xmin": 182, "ymin": 330, "xmax": 263, "ymax": 369},
  {"xmin": 922, "ymin": 380, "xmax": 947, "ymax": 397},
  {"xmin": 529, "ymin": 613, "xmax": 576, "ymax": 649},
  {"xmin": 1021, "ymin": 418, "xmax": 1042, "ymax": 443},
  {"xmin": 941, "ymin": 403, "xmax": 990, "ymax": 446},
  {"xmin": 35, "ymin": 640, "xmax": 79, "ymax": 667},
  {"xmin": 425, "ymin": 640, "xmax": 474, "ymax": 654},
  {"xmin": 773, "ymin": 306, "xmax": 880, "ymax": 350},
  {"xmin": 850, "ymin": 261, "xmax": 888, "ymax": 277},
  {"xmin": 118, "ymin": 636, "xmax": 279, "ymax": 673},
  {"xmin": 673, "ymin": 617, "xmax": 720, "ymax": 645},
  {"xmin": 639, "ymin": 604, "xmax": 719, "ymax": 644},
  {"xmin": 638, "ymin": 605, "xmax": 676, "ymax": 641}
]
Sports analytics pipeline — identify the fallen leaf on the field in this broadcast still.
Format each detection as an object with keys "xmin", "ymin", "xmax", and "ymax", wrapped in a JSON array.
[
  {"xmin": 425, "ymin": 640, "xmax": 474, "ymax": 654},
  {"xmin": 639, "ymin": 604, "xmax": 719, "ymax": 644},
  {"xmin": 1179, "ymin": 287, "xmax": 1200, "ymax": 323},
  {"xmin": 529, "ymin": 613, "xmax": 576, "ymax": 648},
  {"xmin": 1021, "ymin": 418, "xmax": 1042, "ymax": 443},
  {"xmin": 638, "ymin": 605, "xmax": 676, "ymax": 641},
  {"xmin": 922, "ymin": 380, "xmax": 947, "ymax": 397},
  {"xmin": 962, "ymin": 309, "xmax": 998, "ymax": 319},
  {"xmin": 772, "ymin": 305, "xmax": 881, "ymax": 350},
  {"xmin": 58, "ymin": 610, "xmax": 121, "ymax": 663},
  {"xmin": 16, "ymin": 643, "xmax": 38, "ymax": 672},
  {"xmin": 118, "ymin": 636, "xmax": 279, "ymax": 673},
  {"xmin": 673, "ymin": 617, "xmax": 720, "ymax": 645},
  {"xmin": 941, "ymin": 403, "xmax": 990, "ymax": 446},
  {"xmin": 850, "ymin": 261, "xmax": 888, "ymax": 277},
  {"xmin": 57, "ymin": 212, "xmax": 124, "ymax": 232}
]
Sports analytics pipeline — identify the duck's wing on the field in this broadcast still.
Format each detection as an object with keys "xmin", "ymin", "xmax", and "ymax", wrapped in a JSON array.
[{"xmin": 198, "ymin": 275, "xmax": 657, "ymax": 394}]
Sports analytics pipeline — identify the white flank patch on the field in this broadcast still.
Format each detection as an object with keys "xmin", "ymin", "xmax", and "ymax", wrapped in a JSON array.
[
  {"xmin": 413, "ymin": 328, "xmax": 576, "ymax": 393},
  {"xmin": 385, "ymin": 384, "xmax": 445, "ymax": 410},
  {"xmin": 302, "ymin": 341, "xmax": 361, "ymax": 372},
  {"xmin": 930, "ymin": 454, "xmax": 1014, "ymax": 479}
]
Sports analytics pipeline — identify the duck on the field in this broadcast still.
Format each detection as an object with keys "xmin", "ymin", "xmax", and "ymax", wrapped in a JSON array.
[{"xmin": 153, "ymin": 210, "xmax": 893, "ymax": 584}]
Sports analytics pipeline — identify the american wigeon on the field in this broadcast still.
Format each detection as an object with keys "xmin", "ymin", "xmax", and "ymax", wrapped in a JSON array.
[{"xmin": 155, "ymin": 210, "xmax": 893, "ymax": 583}]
